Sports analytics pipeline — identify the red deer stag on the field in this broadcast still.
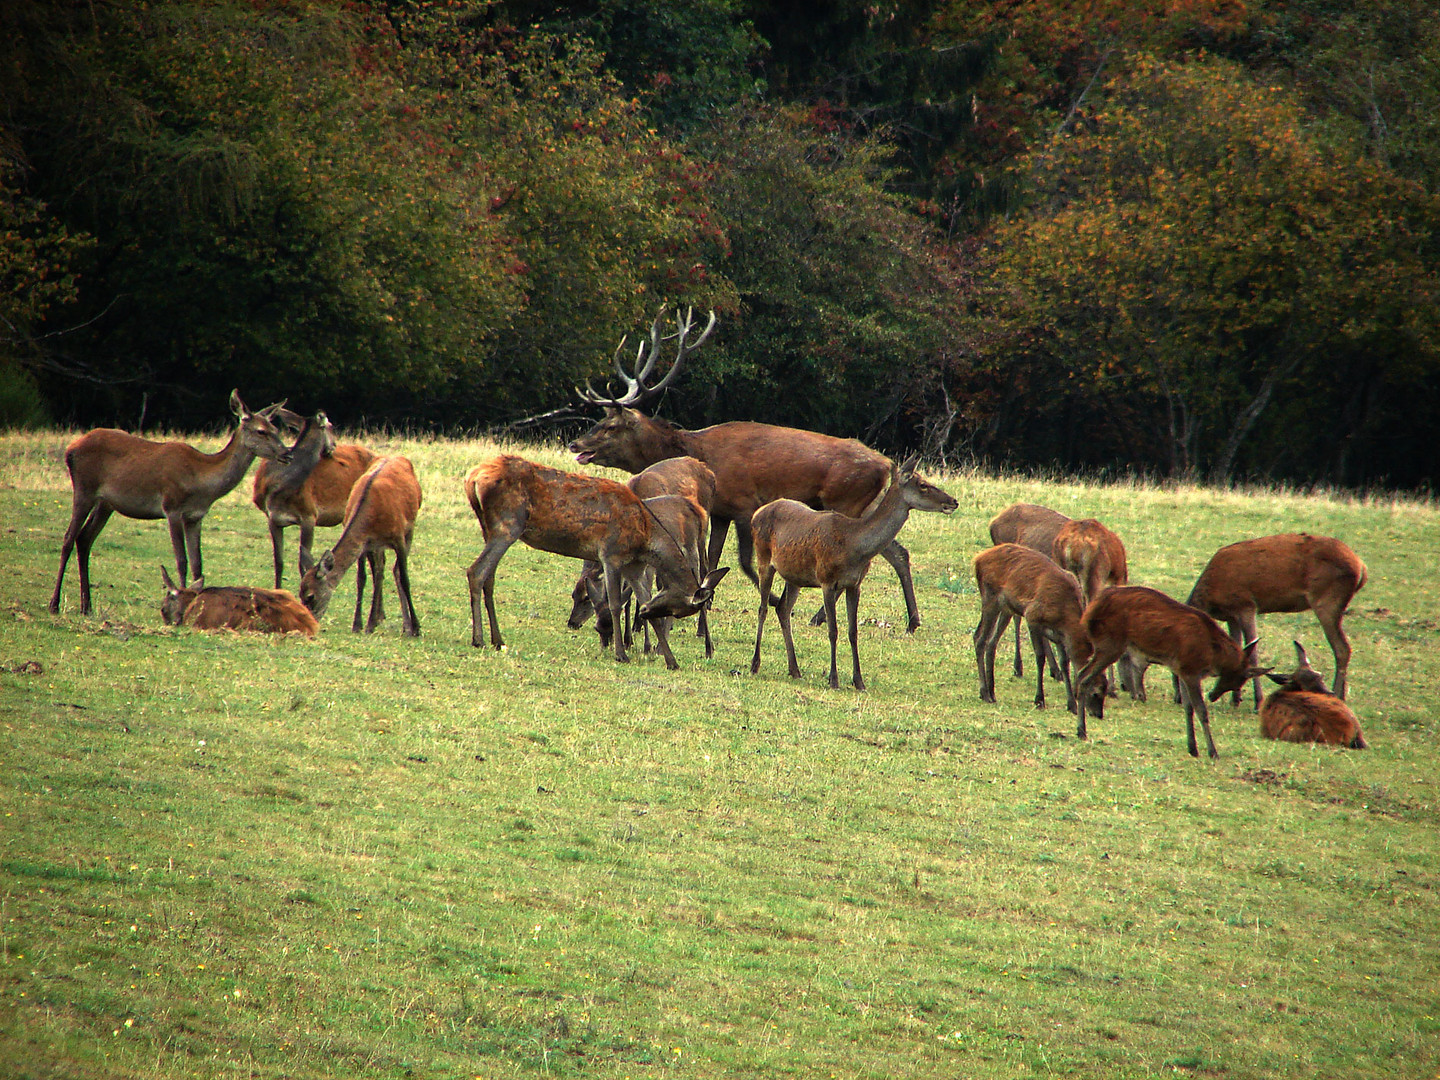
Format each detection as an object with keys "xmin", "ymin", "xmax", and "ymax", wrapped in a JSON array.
[
  {"xmin": 567, "ymin": 456, "xmax": 718, "ymax": 657},
  {"xmin": 161, "ymin": 567, "xmax": 318, "ymax": 637},
  {"xmin": 750, "ymin": 456, "xmax": 957, "ymax": 690},
  {"xmin": 1186, "ymin": 533, "xmax": 1366, "ymax": 705},
  {"xmin": 1259, "ymin": 641, "xmax": 1367, "ymax": 749},
  {"xmin": 988, "ymin": 502, "xmax": 1072, "ymax": 677},
  {"xmin": 252, "ymin": 413, "xmax": 379, "ymax": 588},
  {"xmin": 297, "ymin": 456, "xmax": 422, "ymax": 637},
  {"xmin": 972, "ymin": 544, "xmax": 1104, "ymax": 715},
  {"xmin": 464, "ymin": 455, "xmax": 728, "ymax": 669},
  {"xmin": 569, "ymin": 308, "xmax": 934, "ymax": 633},
  {"xmin": 1074, "ymin": 586, "xmax": 1269, "ymax": 758},
  {"xmin": 50, "ymin": 390, "xmax": 292, "ymax": 616}
]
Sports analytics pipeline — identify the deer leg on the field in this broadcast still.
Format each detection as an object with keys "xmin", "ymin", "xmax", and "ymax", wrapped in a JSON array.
[
  {"xmin": 776, "ymin": 582, "xmax": 804, "ymax": 680},
  {"xmin": 367, "ymin": 550, "xmax": 388, "ymax": 633},
  {"xmin": 1012, "ymin": 614, "xmax": 1024, "ymax": 677},
  {"xmin": 183, "ymin": 514, "xmax": 205, "ymax": 585},
  {"xmin": 605, "ymin": 563, "xmax": 631, "ymax": 664},
  {"xmin": 707, "ymin": 517, "xmax": 733, "ymax": 585},
  {"xmin": 733, "ymin": 518, "xmax": 758, "ymax": 587},
  {"xmin": 268, "ymin": 519, "xmax": 287, "ymax": 589},
  {"xmin": 973, "ymin": 601, "xmax": 1000, "ymax": 703},
  {"xmin": 845, "ymin": 584, "xmax": 864, "ymax": 691},
  {"xmin": 1074, "ymin": 645, "xmax": 1121, "ymax": 740},
  {"xmin": 751, "ymin": 565, "xmax": 775, "ymax": 675},
  {"xmin": 1045, "ymin": 637, "xmax": 1063, "ymax": 680},
  {"xmin": 983, "ymin": 610, "xmax": 1012, "ymax": 703},
  {"xmin": 467, "ymin": 534, "xmax": 520, "ymax": 649},
  {"xmin": 879, "ymin": 539, "xmax": 921, "ymax": 634},
  {"xmin": 821, "ymin": 586, "xmax": 841, "ymax": 689},
  {"xmin": 1314, "ymin": 603, "xmax": 1353, "ymax": 701},
  {"xmin": 296, "ymin": 523, "xmax": 316, "ymax": 589},
  {"xmin": 1028, "ymin": 620, "xmax": 1049, "ymax": 709},
  {"xmin": 352, "ymin": 553, "xmax": 369, "ymax": 632},
  {"xmin": 50, "ymin": 492, "xmax": 97, "ymax": 614},
  {"xmin": 72, "ymin": 502, "xmax": 113, "ymax": 617},
  {"xmin": 166, "ymin": 513, "xmax": 191, "ymax": 586},
  {"xmin": 393, "ymin": 544, "xmax": 419, "ymax": 637},
  {"xmin": 1177, "ymin": 680, "xmax": 1219, "ymax": 759},
  {"xmin": 1054, "ymin": 638, "xmax": 1079, "ymax": 714}
]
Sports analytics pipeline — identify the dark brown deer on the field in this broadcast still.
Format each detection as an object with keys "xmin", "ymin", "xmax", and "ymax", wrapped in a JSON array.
[
  {"xmin": 161, "ymin": 567, "xmax": 318, "ymax": 637},
  {"xmin": 464, "ymin": 455, "xmax": 728, "ymax": 668},
  {"xmin": 569, "ymin": 308, "xmax": 934, "ymax": 633},
  {"xmin": 298, "ymin": 456, "xmax": 422, "ymax": 637},
  {"xmin": 988, "ymin": 502, "xmax": 1072, "ymax": 677},
  {"xmin": 1074, "ymin": 586, "xmax": 1269, "ymax": 758},
  {"xmin": 251, "ymin": 414, "xmax": 379, "ymax": 588},
  {"xmin": 750, "ymin": 456, "xmax": 956, "ymax": 690},
  {"xmin": 972, "ymin": 543, "xmax": 1104, "ymax": 715},
  {"xmin": 1260, "ymin": 641, "xmax": 1367, "ymax": 748},
  {"xmin": 1186, "ymin": 533, "xmax": 1366, "ymax": 705},
  {"xmin": 50, "ymin": 390, "xmax": 292, "ymax": 616},
  {"xmin": 567, "ymin": 456, "xmax": 718, "ymax": 657}
]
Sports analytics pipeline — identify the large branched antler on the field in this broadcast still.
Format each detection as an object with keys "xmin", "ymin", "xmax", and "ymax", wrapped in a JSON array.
[{"xmin": 577, "ymin": 307, "xmax": 717, "ymax": 408}]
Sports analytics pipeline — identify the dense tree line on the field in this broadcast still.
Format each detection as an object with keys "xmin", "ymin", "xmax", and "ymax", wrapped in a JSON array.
[{"xmin": 2, "ymin": 0, "xmax": 1436, "ymax": 489}]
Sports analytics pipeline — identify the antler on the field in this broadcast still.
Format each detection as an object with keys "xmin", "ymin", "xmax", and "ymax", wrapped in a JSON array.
[{"xmin": 577, "ymin": 307, "xmax": 717, "ymax": 408}]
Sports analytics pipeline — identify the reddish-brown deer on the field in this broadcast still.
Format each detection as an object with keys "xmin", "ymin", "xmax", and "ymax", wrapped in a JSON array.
[
  {"xmin": 972, "ymin": 543, "xmax": 1104, "ymax": 715},
  {"xmin": 1074, "ymin": 586, "xmax": 1269, "ymax": 758},
  {"xmin": 1052, "ymin": 518, "xmax": 1128, "ymax": 605},
  {"xmin": 1186, "ymin": 533, "xmax": 1366, "ymax": 704},
  {"xmin": 988, "ymin": 502, "xmax": 1072, "ymax": 678},
  {"xmin": 1259, "ymin": 641, "xmax": 1367, "ymax": 748},
  {"xmin": 464, "ymin": 455, "xmax": 728, "ymax": 669},
  {"xmin": 750, "ymin": 456, "xmax": 956, "ymax": 690},
  {"xmin": 298, "ymin": 456, "xmax": 422, "ymax": 637},
  {"xmin": 252, "ymin": 413, "xmax": 379, "ymax": 588},
  {"xmin": 569, "ymin": 308, "xmax": 933, "ymax": 632},
  {"xmin": 567, "ymin": 456, "xmax": 718, "ymax": 657},
  {"xmin": 161, "ymin": 567, "xmax": 318, "ymax": 637},
  {"xmin": 50, "ymin": 390, "xmax": 292, "ymax": 616}
]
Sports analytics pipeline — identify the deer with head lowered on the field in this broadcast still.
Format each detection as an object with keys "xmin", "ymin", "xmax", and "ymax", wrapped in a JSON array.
[
  {"xmin": 465, "ymin": 455, "xmax": 728, "ymax": 669},
  {"xmin": 988, "ymin": 502, "xmax": 1072, "ymax": 679},
  {"xmin": 972, "ymin": 543, "xmax": 1105, "ymax": 715},
  {"xmin": 569, "ymin": 308, "xmax": 936, "ymax": 633},
  {"xmin": 1186, "ymin": 533, "xmax": 1366, "ymax": 705},
  {"xmin": 251, "ymin": 412, "xmax": 378, "ymax": 588},
  {"xmin": 298, "ymin": 456, "xmax": 422, "ymax": 637},
  {"xmin": 161, "ymin": 567, "xmax": 318, "ymax": 637},
  {"xmin": 1259, "ymin": 641, "xmax": 1367, "ymax": 748},
  {"xmin": 1074, "ymin": 586, "xmax": 1270, "ymax": 758},
  {"xmin": 750, "ymin": 455, "xmax": 957, "ymax": 690},
  {"xmin": 50, "ymin": 390, "xmax": 292, "ymax": 616},
  {"xmin": 567, "ymin": 455, "xmax": 719, "ymax": 658}
]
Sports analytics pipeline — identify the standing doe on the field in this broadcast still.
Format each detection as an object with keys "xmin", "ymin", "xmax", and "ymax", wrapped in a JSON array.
[
  {"xmin": 749, "ymin": 456, "xmax": 956, "ymax": 690},
  {"xmin": 50, "ymin": 390, "xmax": 292, "ymax": 615},
  {"xmin": 988, "ymin": 502, "xmax": 1072, "ymax": 677},
  {"xmin": 298, "ymin": 456, "xmax": 422, "ymax": 637},
  {"xmin": 1074, "ymin": 586, "xmax": 1268, "ymax": 758},
  {"xmin": 1259, "ymin": 641, "xmax": 1367, "ymax": 748},
  {"xmin": 464, "ymin": 455, "xmax": 727, "ymax": 669},
  {"xmin": 1186, "ymin": 533, "xmax": 1366, "ymax": 704},
  {"xmin": 972, "ymin": 543, "xmax": 1103, "ymax": 715}
]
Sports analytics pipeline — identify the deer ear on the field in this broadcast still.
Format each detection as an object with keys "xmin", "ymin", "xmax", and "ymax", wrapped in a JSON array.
[
  {"xmin": 900, "ymin": 453, "xmax": 921, "ymax": 474},
  {"xmin": 192, "ymin": 575, "xmax": 204, "ymax": 591},
  {"xmin": 161, "ymin": 565, "xmax": 177, "ymax": 593},
  {"xmin": 319, "ymin": 551, "xmax": 336, "ymax": 575},
  {"xmin": 1292, "ymin": 640, "xmax": 1311, "ymax": 667},
  {"xmin": 1266, "ymin": 672, "xmax": 1290, "ymax": 686},
  {"xmin": 230, "ymin": 389, "xmax": 246, "ymax": 417}
]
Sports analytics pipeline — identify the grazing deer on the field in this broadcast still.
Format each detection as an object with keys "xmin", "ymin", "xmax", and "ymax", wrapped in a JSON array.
[
  {"xmin": 50, "ymin": 390, "xmax": 292, "ymax": 616},
  {"xmin": 1052, "ymin": 516, "xmax": 1140, "ymax": 697},
  {"xmin": 988, "ymin": 502, "xmax": 1072, "ymax": 678},
  {"xmin": 972, "ymin": 544, "xmax": 1103, "ymax": 715},
  {"xmin": 569, "ymin": 308, "xmax": 934, "ymax": 633},
  {"xmin": 161, "ymin": 567, "xmax": 318, "ymax": 637},
  {"xmin": 298, "ymin": 456, "xmax": 422, "ymax": 637},
  {"xmin": 1186, "ymin": 533, "xmax": 1366, "ymax": 705},
  {"xmin": 1260, "ymin": 641, "xmax": 1367, "ymax": 748},
  {"xmin": 750, "ymin": 456, "xmax": 956, "ymax": 690},
  {"xmin": 567, "ymin": 456, "xmax": 719, "ymax": 657},
  {"xmin": 464, "ymin": 455, "xmax": 728, "ymax": 668},
  {"xmin": 1075, "ymin": 586, "xmax": 1269, "ymax": 758},
  {"xmin": 252, "ymin": 414, "xmax": 379, "ymax": 588}
]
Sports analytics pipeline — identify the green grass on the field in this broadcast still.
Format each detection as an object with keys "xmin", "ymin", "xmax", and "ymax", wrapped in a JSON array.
[{"xmin": 1, "ymin": 428, "xmax": 1438, "ymax": 1079}]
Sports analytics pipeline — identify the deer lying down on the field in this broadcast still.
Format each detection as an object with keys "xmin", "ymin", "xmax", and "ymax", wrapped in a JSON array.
[
  {"xmin": 1260, "ymin": 641, "xmax": 1367, "ymax": 748},
  {"xmin": 161, "ymin": 567, "xmax": 317, "ymax": 637},
  {"xmin": 972, "ymin": 543, "xmax": 1104, "ymax": 715},
  {"xmin": 750, "ymin": 455, "xmax": 957, "ymax": 690},
  {"xmin": 1075, "ymin": 586, "xmax": 1269, "ymax": 758}
]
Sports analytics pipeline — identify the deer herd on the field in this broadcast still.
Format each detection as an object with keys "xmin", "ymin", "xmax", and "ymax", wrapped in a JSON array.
[{"xmin": 46, "ymin": 312, "xmax": 1371, "ymax": 759}]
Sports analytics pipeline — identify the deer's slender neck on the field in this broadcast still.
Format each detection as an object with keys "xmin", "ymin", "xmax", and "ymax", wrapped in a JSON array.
[
  {"xmin": 846, "ymin": 474, "xmax": 909, "ymax": 560},
  {"xmin": 268, "ymin": 423, "xmax": 326, "ymax": 494},
  {"xmin": 200, "ymin": 427, "xmax": 259, "ymax": 499},
  {"xmin": 323, "ymin": 464, "xmax": 385, "ymax": 581}
]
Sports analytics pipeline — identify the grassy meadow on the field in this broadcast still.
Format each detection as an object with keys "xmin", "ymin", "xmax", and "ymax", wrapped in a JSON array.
[{"xmin": 1, "ymin": 427, "xmax": 1437, "ymax": 1080}]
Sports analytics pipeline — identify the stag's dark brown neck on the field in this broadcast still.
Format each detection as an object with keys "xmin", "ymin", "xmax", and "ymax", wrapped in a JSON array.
[{"xmin": 628, "ymin": 414, "xmax": 694, "ymax": 471}]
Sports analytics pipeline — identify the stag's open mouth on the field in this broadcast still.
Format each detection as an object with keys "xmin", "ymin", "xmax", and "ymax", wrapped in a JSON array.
[{"xmin": 574, "ymin": 450, "xmax": 596, "ymax": 465}]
